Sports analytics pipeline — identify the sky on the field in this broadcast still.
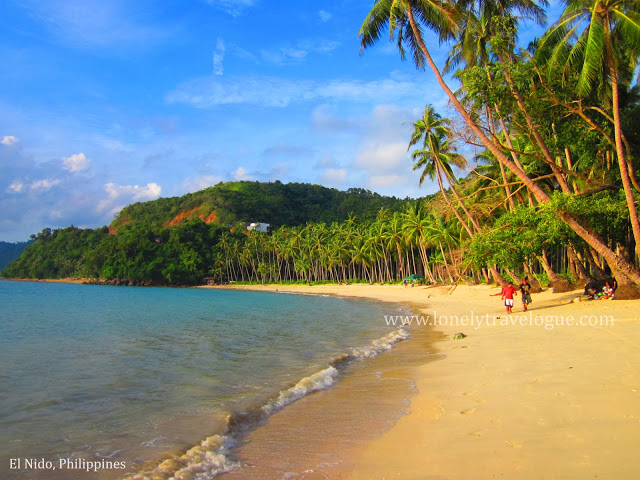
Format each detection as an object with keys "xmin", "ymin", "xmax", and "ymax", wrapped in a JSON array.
[{"xmin": 0, "ymin": 0, "xmax": 557, "ymax": 242}]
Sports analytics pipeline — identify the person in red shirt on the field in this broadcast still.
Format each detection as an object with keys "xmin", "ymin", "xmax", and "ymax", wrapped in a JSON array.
[{"xmin": 501, "ymin": 282, "xmax": 518, "ymax": 314}]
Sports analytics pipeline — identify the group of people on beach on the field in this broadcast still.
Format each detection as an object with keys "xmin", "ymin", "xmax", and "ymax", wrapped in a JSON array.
[
  {"xmin": 493, "ymin": 277, "xmax": 533, "ymax": 314},
  {"xmin": 586, "ymin": 281, "xmax": 615, "ymax": 300}
]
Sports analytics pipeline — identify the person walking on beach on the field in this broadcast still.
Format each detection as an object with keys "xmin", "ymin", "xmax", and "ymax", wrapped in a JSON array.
[
  {"xmin": 501, "ymin": 282, "xmax": 517, "ymax": 314},
  {"xmin": 519, "ymin": 277, "xmax": 532, "ymax": 312}
]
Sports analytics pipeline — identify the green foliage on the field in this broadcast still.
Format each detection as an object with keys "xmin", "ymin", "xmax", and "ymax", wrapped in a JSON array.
[
  {"xmin": 110, "ymin": 181, "xmax": 411, "ymax": 232},
  {"xmin": 3, "ymin": 181, "xmax": 417, "ymax": 286},
  {"xmin": 469, "ymin": 204, "xmax": 573, "ymax": 269},
  {"xmin": 4, "ymin": 226, "xmax": 110, "ymax": 279},
  {"xmin": 545, "ymin": 191, "xmax": 632, "ymax": 247},
  {"xmin": 4, "ymin": 221, "xmax": 228, "ymax": 285}
]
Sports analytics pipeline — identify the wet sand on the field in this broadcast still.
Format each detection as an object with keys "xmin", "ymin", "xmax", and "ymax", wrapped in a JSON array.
[{"xmin": 219, "ymin": 283, "xmax": 640, "ymax": 479}]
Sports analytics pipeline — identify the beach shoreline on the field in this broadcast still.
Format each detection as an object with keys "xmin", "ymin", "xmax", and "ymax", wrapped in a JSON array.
[
  {"xmin": 6, "ymin": 278, "xmax": 639, "ymax": 478},
  {"xmin": 208, "ymin": 282, "xmax": 640, "ymax": 479}
]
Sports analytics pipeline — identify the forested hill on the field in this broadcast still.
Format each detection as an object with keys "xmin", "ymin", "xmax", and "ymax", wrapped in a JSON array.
[
  {"xmin": 3, "ymin": 182, "xmax": 417, "ymax": 284},
  {"xmin": 111, "ymin": 181, "xmax": 413, "ymax": 232}
]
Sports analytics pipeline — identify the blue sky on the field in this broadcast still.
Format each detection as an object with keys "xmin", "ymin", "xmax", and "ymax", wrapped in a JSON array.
[{"xmin": 0, "ymin": 0, "xmax": 556, "ymax": 242}]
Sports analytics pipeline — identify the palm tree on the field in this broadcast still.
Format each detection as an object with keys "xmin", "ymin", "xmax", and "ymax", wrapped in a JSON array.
[
  {"xmin": 445, "ymin": 0, "xmax": 550, "ymax": 210},
  {"xmin": 409, "ymin": 105, "xmax": 508, "ymax": 284},
  {"xmin": 388, "ymin": 212, "xmax": 409, "ymax": 279},
  {"xmin": 541, "ymin": 0, "xmax": 640, "ymax": 261},
  {"xmin": 359, "ymin": 0, "xmax": 640, "ymax": 293},
  {"xmin": 430, "ymin": 214, "xmax": 461, "ymax": 282},
  {"xmin": 445, "ymin": 0, "xmax": 547, "ymax": 73},
  {"xmin": 401, "ymin": 203, "xmax": 437, "ymax": 283},
  {"xmin": 409, "ymin": 105, "xmax": 479, "ymax": 235}
]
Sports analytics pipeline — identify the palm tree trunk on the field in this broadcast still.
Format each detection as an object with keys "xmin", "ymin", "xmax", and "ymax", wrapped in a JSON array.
[
  {"xmin": 410, "ymin": 247, "xmax": 417, "ymax": 275},
  {"xmin": 506, "ymin": 269, "xmax": 521, "ymax": 284},
  {"xmin": 489, "ymin": 266, "xmax": 507, "ymax": 286},
  {"xmin": 567, "ymin": 245, "xmax": 594, "ymax": 287},
  {"xmin": 523, "ymin": 262, "xmax": 543, "ymax": 293},
  {"xmin": 405, "ymin": 6, "xmax": 640, "ymax": 293},
  {"xmin": 586, "ymin": 249, "xmax": 609, "ymax": 280},
  {"xmin": 495, "ymin": 54, "xmax": 572, "ymax": 194},
  {"xmin": 539, "ymin": 251, "xmax": 572, "ymax": 293},
  {"xmin": 435, "ymin": 164, "xmax": 475, "ymax": 236},
  {"xmin": 604, "ymin": 23, "xmax": 640, "ymax": 263},
  {"xmin": 564, "ymin": 148, "xmax": 581, "ymax": 194},
  {"xmin": 396, "ymin": 244, "xmax": 405, "ymax": 279},
  {"xmin": 419, "ymin": 241, "xmax": 435, "ymax": 283},
  {"xmin": 486, "ymin": 105, "xmax": 516, "ymax": 210},
  {"xmin": 439, "ymin": 241, "xmax": 455, "ymax": 283},
  {"xmin": 481, "ymin": 267, "xmax": 490, "ymax": 284}
]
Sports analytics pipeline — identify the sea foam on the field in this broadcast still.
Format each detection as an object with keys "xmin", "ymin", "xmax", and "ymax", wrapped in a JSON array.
[
  {"xmin": 350, "ymin": 328, "xmax": 410, "ymax": 359},
  {"xmin": 124, "ymin": 327, "xmax": 410, "ymax": 479},
  {"xmin": 263, "ymin": 328, "xmax": 409, "ymax": 415},
  {"xmin": 262, "ymin": 366, "xmax": 339, "ymax": 415},
  {"xmin": 124, "ymin": 434, "xmax": 239, "ymax": 480}
]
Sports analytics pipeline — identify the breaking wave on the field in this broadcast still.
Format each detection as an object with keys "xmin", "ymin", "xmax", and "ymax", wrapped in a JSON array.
[{"xmin": 123, "ymin": 327, "xmax": 409, "ymax": 479}]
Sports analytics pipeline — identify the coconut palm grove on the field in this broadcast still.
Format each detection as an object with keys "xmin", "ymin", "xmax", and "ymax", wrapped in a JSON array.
[{"xmin": 4, "ymin": 0, "xmax": 640, "ymax": 297}]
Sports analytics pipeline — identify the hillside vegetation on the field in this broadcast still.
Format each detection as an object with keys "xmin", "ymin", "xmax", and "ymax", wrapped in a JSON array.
[
  {"xmin": 110, "ymin": 181, "xmax": 410, "ymax": 232},
  {"xmin": 4, "ymin": 182, "xmax": 416, "ymax": 285}
]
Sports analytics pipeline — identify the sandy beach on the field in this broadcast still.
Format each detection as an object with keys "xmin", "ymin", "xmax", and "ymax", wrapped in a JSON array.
[{"xmin": 216, "ymin": 282, "xmax": 640, "ymax": 479}]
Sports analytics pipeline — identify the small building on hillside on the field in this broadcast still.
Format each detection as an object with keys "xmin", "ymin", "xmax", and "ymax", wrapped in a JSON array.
[{"xmin": 246, "ymin": 222, "xmax": 270, "ymax": 233}]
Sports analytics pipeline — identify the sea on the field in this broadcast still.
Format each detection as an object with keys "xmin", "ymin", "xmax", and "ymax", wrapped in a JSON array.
[{"xmin": 0, "ymin": 280, "xmax": 433, "ymax": 480}]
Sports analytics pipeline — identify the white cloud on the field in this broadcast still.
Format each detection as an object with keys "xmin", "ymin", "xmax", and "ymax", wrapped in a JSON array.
[
  {"xmin": 105, "ymin": 182, "xmax": 162, "ymax": 201},
  {"xmin": 30, "ymin": 178, "xmax": 61, "ymax": 192},
  {"xmin": 355, "ymin": 142, "xmax": 408, "ymax": 172},
  {"xmin": 321, "ymin": 168, "xmax": 347, "ymax": 184},
  {"xmin": 7, "ymin": 181, "xmax": 25, "ymax": 193},
  {"xmin": 63, "ymin": 152, "xmax": 90, "ymax": 172},
  {"xmin": 213, "ymin": 37, "xmax": 225, "ymax": 76},
  {"xmin": 181, "ymin": 175, "xmax": 224, "ymax": 193},
  {"xmin": 368, "ymin": 174, "xmax": 409, "ymax": 189},
  {"xmin": 349, "ymin": 105, "xmax": 417, "ymax": 181},
  {"xmin": 318, "ymin": 10, "xmax": 332, "ymax": 22},
  {"xmin": 166, "ymin": 75, "xmax": 422, "ymax": 109},
  {"xmin": 317, "ymin": 78, "xmax": 416, "ymax": 102},
  {"xmin": 2, "ymin": 135, "xmax": 19, "ymax": 146},
  {"xmin": 96, "ymin": 182, "xmax": 162, "ymax": 217},
  {"xmin": 233, "ymin": 166, "xmax": 251, "ymax": 180}
]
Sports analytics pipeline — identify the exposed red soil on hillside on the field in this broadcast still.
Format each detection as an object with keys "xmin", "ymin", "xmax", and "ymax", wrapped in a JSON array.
[
  {"xmin": 204, "ymin": 211, "xmax": 217, "ymax": 223},
  {"xmin": 164, "ymin": 206, "xmax": 218, "ymax": 227}
]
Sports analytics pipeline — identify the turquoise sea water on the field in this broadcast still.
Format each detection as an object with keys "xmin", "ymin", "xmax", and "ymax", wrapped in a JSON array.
[{"xmin": 0, "ymin": 280, "xmax": 409, "ymax": 479}]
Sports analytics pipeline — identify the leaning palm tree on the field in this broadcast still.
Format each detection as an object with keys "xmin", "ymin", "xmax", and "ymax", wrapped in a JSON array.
[
  {"xmin": 540, "ymin": 0, "xmax": 640, "ymax": 260},
  {"xmin": 445, "ymin": 0, "xmax": 550, "ymax": 210},
  {"xmin": 359, "ymin": 0, "xmax": 640, "ymax": 293}
]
